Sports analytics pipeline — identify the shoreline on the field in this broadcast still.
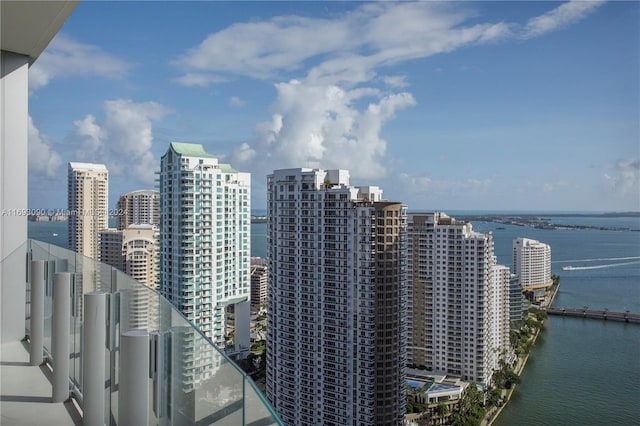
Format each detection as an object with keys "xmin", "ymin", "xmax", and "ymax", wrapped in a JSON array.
[
  {"xmin": 484, "ymin": 281, "xmax": 559, "ymax": 426},
  {"xmin": 484, "ymin": 325, "xmax": 543, "ymax": 426}
]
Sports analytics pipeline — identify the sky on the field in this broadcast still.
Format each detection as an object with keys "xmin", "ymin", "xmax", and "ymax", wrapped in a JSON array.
[{"xmin": 27, "ymin": 1, "xmax": 639, "ymax": 212}]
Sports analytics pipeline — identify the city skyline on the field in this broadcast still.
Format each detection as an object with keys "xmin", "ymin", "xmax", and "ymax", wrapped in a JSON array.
[{"xmin": 27, "ymin": 1, "xmax": 639, "ymax": 212}]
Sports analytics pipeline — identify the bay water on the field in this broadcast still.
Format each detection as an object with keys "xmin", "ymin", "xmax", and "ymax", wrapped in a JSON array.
[
  {"xmin": 477, "ymin": 216, "xmax": 640, "ymax": 425},
  {"xmin": 29, "ymin": 213, "xmax": 640, "ymax": 424}
]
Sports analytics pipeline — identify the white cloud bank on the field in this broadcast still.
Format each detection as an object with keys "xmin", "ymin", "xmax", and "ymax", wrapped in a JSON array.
[
  {"xmin": 28, "ymin": 117, "xmax": 62, "ymax": 177},
  {"xmin": 29, "ymin": 33, "xmax": 130, "ymax": 92},
  {"xmin": 174, "ymin": 1, "xmax": 604, "ymax": 187},
  {"xmin": 74, "ymin": 99, "xmax": 168, "ymax": 185},
  {"xmin": 176, "ymin": 2, "xmax": 511, "ymax": 86},
  {"xmin": 399, "ymin": 173, "xmax": 492, "ymax": 196},
  {"xmin": 603, "ymin": 158, "xmax": 640, "ymax": 198},
  {"xmin": 522, "ymin": 0, "xmax": 606, "ymax": 39}
]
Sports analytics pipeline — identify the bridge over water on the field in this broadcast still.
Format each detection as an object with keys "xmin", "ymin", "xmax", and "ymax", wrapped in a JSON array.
[{"xmin": 546, "ymin": 307, "xmax": 640, "ymax": 324}]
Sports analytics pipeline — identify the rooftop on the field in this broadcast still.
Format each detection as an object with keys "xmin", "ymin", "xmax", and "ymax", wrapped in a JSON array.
[
  {"xmin": 170, "ymin": 142, "xmax": 217, "ymax": 159},
  {"xmin": 68, "ymin": 162, "xmax": 107, "ymax": 171}
]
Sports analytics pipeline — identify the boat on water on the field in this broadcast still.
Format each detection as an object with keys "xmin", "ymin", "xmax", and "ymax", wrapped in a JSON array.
[
  {"xmin": 562, "ymin": 265, "xmax": 575, "ymax": 271},
  {"xmin": 52, "ymin": 233, "xmax": 58, "ymax": 236}
]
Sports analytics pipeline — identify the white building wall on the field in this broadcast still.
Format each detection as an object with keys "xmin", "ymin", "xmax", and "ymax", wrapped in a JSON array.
[
  {"xmin": 0, "ymin": 51, "xmax": 29, "ymax": 343},
  {"xmin": 1, "ymin": 2, "xmax": 77, "ymax": 343}
]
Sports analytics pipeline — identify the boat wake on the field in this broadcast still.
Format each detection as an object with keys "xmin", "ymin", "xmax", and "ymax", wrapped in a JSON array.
[
  {"xmin": 562, "ymin": 260, "xmax": 640, "ymax": 271},
  {"xmin": 555, "ymin": 256, "xmax": 640, "ymax": 264}
]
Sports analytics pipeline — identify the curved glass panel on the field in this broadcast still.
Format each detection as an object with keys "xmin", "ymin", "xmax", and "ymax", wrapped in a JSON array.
[{"xmin": 10, "ymin": 239, "xmax": 281, "ymax": 425}]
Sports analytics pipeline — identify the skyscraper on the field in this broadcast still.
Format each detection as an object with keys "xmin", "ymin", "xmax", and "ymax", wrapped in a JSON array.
[
  {"xmin": 250, "ymin": 262, "xmax": 268, "ymax": 307},
  {"xmin": 159, "ymin": 142, "xmax": 250, "ymax": 352},
  {"xmin": 123, "ymin": 224, "xmax": 159, "ymax": 289},
  {"xmin": 68, "ymin": 162, "xmax": 108, "ymax": 259},
  {"xmin": 98, "ymin": 228, "xmax": 124, "ymax": 270},
  {"xmin": 267, "ymin": 168, "xmax": 407, "ymax": 426},
  {"xmin": 112, "ymin": 190, "xmax": 161, "ymax": 289},
  {"xmin": 407, "ymin": 212, "xmax": 509, "ymax": 386},
  {"xmin": 491, "ymin": 264, "xmax": 511, "ymax": 357},
  {"xmin": 116, "ymin": 189, "xmax": 160, "ymax": 230},
  {"xmin": 512, "ymin": 237, "xmax": 552, "ymax": 302}
]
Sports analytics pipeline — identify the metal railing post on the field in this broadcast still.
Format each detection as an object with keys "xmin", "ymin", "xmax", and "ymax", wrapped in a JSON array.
[
  {"xmin": 52, "ymin": 272, "xmax": 71, "ymax": 402},
  {"xmin": 83, "ymin": 292, "xmax": 107, "ymax": 426},
  {"xmin": 29, "ymin": 259, "xmax": 45, "ymax": 366},
  {"xmin": 119, "ymin": 329, "xmax": 149, "ymax": 426}
]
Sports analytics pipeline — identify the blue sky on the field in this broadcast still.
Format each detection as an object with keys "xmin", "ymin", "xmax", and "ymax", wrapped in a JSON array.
[{"xmin": 27, "ymin": 1, "xmax": 639, "ymax": 212}]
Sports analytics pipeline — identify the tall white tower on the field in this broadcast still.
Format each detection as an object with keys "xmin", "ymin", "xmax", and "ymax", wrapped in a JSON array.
[
  {"xmin": 159, "ymin": 142, "xmax": 250, "ymax": 353},
  {"xmin": 407, "ymin": 212, "xmax": 509, "ymax": 386},
  {"xmin": 68, "ymin": 162, "xmax": 108, "ymax": 259},
  {"xmin": 266, "ymin": 168, "xmax": 407, "ymax": 426}
]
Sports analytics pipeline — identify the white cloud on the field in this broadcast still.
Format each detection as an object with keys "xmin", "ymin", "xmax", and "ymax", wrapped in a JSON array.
[
  {"xmin": 229, "ymin": 96, "xmax": 245, "ymax": 108},
  {"xmin": 74, "ymin": 114, "xmax": 105, "ymax": 160},
  {"xmin": 175, "ymin": 15, "xmax": 353, "ymax": 82},
  {"xmin": 175, "ymin": 2, "xmax": 512, "ymax": 86},
  {"xmin": 29, "ymin": 33, "xmax": 130, "ymax": 92},
  {"xmin": 28, "ymin": 116, "xmax": 62, "ymax": 177},
  {"xmin": 74, "ymin": 99, "xmax": 168, "ymax": 185},
  {"xmin": 522, "ymin": 0, "xmax": 606, "ymax": 39},
  {"xmin": 603, "ymin": 158, "xmax": 640, "ymax": 196},
  {"xmin": 239, "ymin": 81, "xmax": 415, "ymax": 179},
  {"xmin": 184, "ymin": 1, "xmax": 604, "ymax": 189},
  {"xmin": 175, "ymin": 72, "xmax": 227, "ymax": 87},
  {"xmin": 233, "ymin": 143, "xmax": 256, "ymax": 163},
  {"xmin": 399, "ymin": 173, "xmax": 492, "ymax": 195},
  {"xmin": 382, "ymin": 75, "xmax": 409, "ymax": 88}
]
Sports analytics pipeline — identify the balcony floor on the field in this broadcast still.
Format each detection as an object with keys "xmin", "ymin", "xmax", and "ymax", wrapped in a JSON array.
[{"xmin": 0, "ymin": 340, "xmax": 81, "ymax": 425}]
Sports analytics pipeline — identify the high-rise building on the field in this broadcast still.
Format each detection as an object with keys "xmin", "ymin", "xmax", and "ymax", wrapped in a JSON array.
[
  {"xmin": 68, "ymin": 162, "xmax": 108, "ymax": 259},
  {"xmin": 113, "ymin": 189, "xmax": 161, "ymax": 289},
  {"xmin": 250, "ymin": 262, "xmax": 268, "ymax": 307},
  {"xmin": 407, "ymin": 212, "xmax": 509, "ymax": 386},
  {"xmin": 116, "ymin": 189, "xmax": 160, "ymax": 230},
  {"xmin": 123, "ymin": 224, "xmax": 159, "ymax": 289},
  {"xmin": 512, "ymin": 237, "xmax": 552, "ymax": 288},
  {"xmin": 508, "ymin": 273, "xmax": 527, "ymax": 328},
  {"xmin": 512, "ymin": 237, "xmax": 552, "ymax": 302},
  {"xmin": 266, "ymin": 168, "xmax": 407, "ymax": 426},
  {"xmin": 159, "ymin": 142, "xmax": 251, "ymax": 352},
  {"xmin": 98, "ymin": 228, "xmax": 124, "ymax": 270},
  {"xmin": 491, "ymin": 264, "xmax": 511, "ymax": 356}
]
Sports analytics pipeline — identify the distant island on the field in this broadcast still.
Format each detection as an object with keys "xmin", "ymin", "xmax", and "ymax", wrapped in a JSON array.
[{"xmin": 456, "ymin": 212, "xmax": 640, "ymax": 232}]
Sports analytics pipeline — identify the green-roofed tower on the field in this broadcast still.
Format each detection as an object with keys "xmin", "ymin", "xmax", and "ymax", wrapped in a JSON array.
[{"xmin": 159, "ymin": 142, "xmax": 251, "ymax": 359}]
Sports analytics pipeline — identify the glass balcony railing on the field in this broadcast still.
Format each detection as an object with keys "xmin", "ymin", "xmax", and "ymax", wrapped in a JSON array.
[{"xmin": 1, "ymin": 239, "xmax": 281, "ymax": 426}]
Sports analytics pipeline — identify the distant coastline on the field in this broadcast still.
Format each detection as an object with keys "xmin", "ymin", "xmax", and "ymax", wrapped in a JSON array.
[{"xmin": 455, "ymin": 212, "xmax": 640, "ymax": 232}]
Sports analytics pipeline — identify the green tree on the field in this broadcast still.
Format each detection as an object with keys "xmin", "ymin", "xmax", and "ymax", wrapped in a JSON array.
[
  {"xmin": 436, "ymin": 402, "xmax": 449, "ymax": 416},
  {"xmin": 487, "ymin": 388, "xmax": 502, "ymax": 407},
  {"xmin": 450, "ymin": 384, "xmax": 486, "ymax": 426}
]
